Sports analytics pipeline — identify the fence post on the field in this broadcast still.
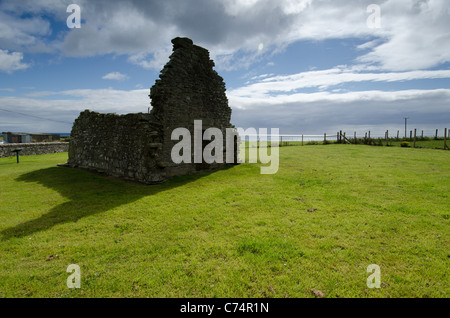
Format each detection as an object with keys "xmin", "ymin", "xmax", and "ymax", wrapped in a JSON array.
[
  {"xmin": 435, "ymin": 129, "xmax": 438, "ymax": 139},
  {"xmin": 397, "ymin": 130, "xmax": 399, "ymax": 140},
  {"xmin": 421, "ymin": 130, "xmax": 424, "ymax": 139},
  {"xmin": 444, "ymin": 128, "xmax": 448, "ymax": 150},
  {"xmin": 302, "ymin": 134, "xmax": 304, "ymax": 146},
  {"xmin": 386, "ymin": 130, "xmax": 389, "ymax": 146},
  {"xmin": 339, "ymin": 130, "xmax": 342, "ymax": 143},
  {"xmin": 324, "ymin": 133, "xmax": 327, "ymax": 145},
  {"xmin": 413, "ymin": 128, "xmax": 417, "ymax": 148},
  {"xmin": 368, "ymin": 131, "xmax": 371, "ymax": 141},
  {"xmin": 410, "ymin": 130, "xmax": 412, "ymax": 140}
]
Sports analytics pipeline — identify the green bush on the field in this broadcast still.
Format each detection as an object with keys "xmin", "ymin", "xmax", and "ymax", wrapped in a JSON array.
[
  {"xmin": 374, "ymin": 138, "xmax": 383, "ymax": 146},
  {"xmin": 401, "ymin": 141, "xmax": 410, "ymax": 147}
]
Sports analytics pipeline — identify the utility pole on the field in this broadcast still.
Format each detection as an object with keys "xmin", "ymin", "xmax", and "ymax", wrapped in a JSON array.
[{"xmin": 404, "ymin": 117, "xmax": 409, "ymax": 138}]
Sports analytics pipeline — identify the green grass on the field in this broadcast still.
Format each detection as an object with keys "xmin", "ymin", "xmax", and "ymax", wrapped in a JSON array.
[
  {"xmin": 388, "ymin": 138, "xmax": 448, "ymax": 149},
  {"xmin": 248, "ymin": 138, "xmax": 448, "ymax": 149},
  {"xmin": 0, "ymin": 145, "xmax": 449, "ymax": 298}
]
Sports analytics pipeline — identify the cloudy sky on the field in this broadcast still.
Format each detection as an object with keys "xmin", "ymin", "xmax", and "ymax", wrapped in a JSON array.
[{"xmin": 0, "ymin": 0, "xmax": 449, "ymax": 137}]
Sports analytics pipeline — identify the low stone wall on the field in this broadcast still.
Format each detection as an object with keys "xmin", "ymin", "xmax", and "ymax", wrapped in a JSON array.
[{"xmin": 0, "ymin": 142, "xmax": 69, "ymax": 158}]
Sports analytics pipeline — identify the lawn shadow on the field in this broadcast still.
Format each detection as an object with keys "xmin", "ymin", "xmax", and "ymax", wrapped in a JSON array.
[{"xmin": 1, "ymin": 165, "xmax": 231, "ymax": 241}]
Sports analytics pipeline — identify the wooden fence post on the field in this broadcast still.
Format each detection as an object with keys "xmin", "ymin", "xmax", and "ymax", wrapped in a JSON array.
[
  {"xmin": 386, "ymin": 130, "xmax": 389, "ymax": 146},
  {"xmin": 444, "ymin": 128, "xmax": 448, "ymax": 150},
  {"xmin": 397, "ymin": 130, "xmax": 399, "ymax": 139},
  {"xmin": 410, "ymin": 130, "xmax": 412, "ymax": 140},
  {"xmin": 302, "ymin": 134, "xmax": 304, "ymax": 146},
  {"xmin": 368, "ymin": 131, "xmax": 371, "ymax": 141},
  {"xmin": 421, "ymin": 130, "xmax": 424, "ymax": 139},
  {"xmin": 435, "ymin": 129, "xmax": 438, "ymax": 139},
  {"xmin": 413, "ymin": 129, "xmax": 417, "ymax": 148},
  {"xmin": 340, "ymin": 130, "xmax": 342, "ymax": 143}
]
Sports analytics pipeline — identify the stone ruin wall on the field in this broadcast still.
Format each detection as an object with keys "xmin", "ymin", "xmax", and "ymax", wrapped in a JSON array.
[
  {"xmin": 65, "ymin": 37, "xmax": 238, "ymax": 184},
  {"xmin": 150, "ymin": 37, "xmax": 235, "ymax": 177},
  {"xmin": 67, "ymin": 111, "xmax": 166, "ymax": 184},
  {"xmin": 0, "ymin": 142, "xmax": 69, "ymax": 158}
]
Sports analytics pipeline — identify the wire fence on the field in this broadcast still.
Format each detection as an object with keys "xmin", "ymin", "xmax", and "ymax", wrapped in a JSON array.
[{"xmin": 243, "ymin": 128, "xmax": 450, "ymax": 150}]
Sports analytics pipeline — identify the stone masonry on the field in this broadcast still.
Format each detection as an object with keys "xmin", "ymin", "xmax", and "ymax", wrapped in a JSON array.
[
  {"xmin": 64, "ymin": 37, "xmax": 238, "ymax": 184},
  {"xmin": 0, "ymin": 142, "xmax": 69, "ymax": 158}
]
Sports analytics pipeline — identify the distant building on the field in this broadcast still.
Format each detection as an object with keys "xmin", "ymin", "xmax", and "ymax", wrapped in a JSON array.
[{"xmin": 2, "ymin": 132, "xmax": 61, "ymax": 144}]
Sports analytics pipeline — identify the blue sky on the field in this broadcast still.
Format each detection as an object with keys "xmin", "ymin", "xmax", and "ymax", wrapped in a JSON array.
[{"xmin": 0, "ymin": 0, "xmax": 449, "ymax": 137}]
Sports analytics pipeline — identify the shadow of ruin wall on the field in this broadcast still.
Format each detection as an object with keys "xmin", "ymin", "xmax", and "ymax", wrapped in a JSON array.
[{"xmin": 66, "ymin": 37, "xmax": 238, "ymax": 184}]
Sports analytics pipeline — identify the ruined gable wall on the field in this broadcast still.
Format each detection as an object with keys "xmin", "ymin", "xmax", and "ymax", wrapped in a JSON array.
[{"xmin": 150, "ymin": 37, "xmax": 234, "ymax": 177}]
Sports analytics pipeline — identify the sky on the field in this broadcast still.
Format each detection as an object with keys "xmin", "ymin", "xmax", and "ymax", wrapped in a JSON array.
[{"xmin": 0, "ymin": 0, "xmax": 449, "ymax": 137}]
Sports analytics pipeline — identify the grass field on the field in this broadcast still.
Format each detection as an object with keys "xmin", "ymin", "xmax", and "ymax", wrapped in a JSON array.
[
  {"xmin": 0, "ymin": 144, "xmax": 448, "ymax": 298},
  {"xmin": 273, "ymin": 138, "xmax": 449, "ymax": 149},
  {"xmin": 388, "ymin": 138, "xmax": 448, "ymax": 149}
]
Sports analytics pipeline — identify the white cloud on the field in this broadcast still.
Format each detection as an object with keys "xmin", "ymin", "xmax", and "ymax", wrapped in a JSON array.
[
  {"xmin": 0, "ymin": 0, "xmax": 449, "ymax": 135},
  {"xmin": 229, "ymin": 88, "xmax": 450, "ymax": 136},
  {"xmin": 22, "ymin": 88, "xmax": 149, "ymax": 113},
  {"xmin": 1, "ymin": 0, "xmax": 449, "ymax": 72},
  {"xmin": 0, "ymin": 88, "xmax": 151, "ymax": 132},
  {"xmin": 127, "ymin": 48, "xmax": 173, "ymax": 71},
  {"xmin": 58, "ymin": 0, "xmax": 450, "ymax": 71},
  {"xmin": 250, "ymin": 73, "xmax": 275, "ymax": 80},
  {"xmin": 0, "ymin": 84, "xmax": 448, "ymax": 137},
  {"xmin": 356, "ymin": 0, "xmax": 450, "ymax": 70},
  {"xmin": 102, "ymin": 72, "xmax": 129, "ymax": 81},
  {"xmin": 229, "ymin": 88, "xmax": 450, "ymax": 108},
  {"xmin": 0, "ymin": 10, "xmax": 53, "ymax": 53},
  {"xmin": 229, "ymin": 67, "xmax": 450, "ymax": 99},
  {"xmin": 0, "ymin": 88, "xmax": 15, "ymax": 92},
  {"xmin": 0, "ymin": 49, "xmax": 29, "ymax": 73},
  {"xmin": 227, "ymin": 63, "xmax": 450, "ymax": 134}
]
